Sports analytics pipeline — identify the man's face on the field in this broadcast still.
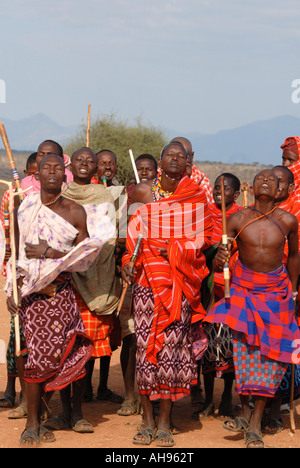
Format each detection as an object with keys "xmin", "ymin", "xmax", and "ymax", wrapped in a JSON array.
[
  {"xmin": 24, "ymin": 161, "xmax": 38, "ymax": 177},
  {"xmin": 213, "ymin": 177, "xmax": 238, "ymax": 208},
  {"xmin": 37, "ymin": 141, "xmax": 62, "ymax": 168},
  {"xmin": 253, "ymin": 170, "xmax": 279, "ymax": 199},
  {"xmin": 282, "ymin": 150, "xmax": 298, "ymax": 168},
  {"xmin": 39, "ymin": 154, "xmax": 65, "ymax": 191},
  {"xmin": 71, "ymin": 149, "xmax": 97, "ymax": 184},
  {"xmin": 136, "ymin": 159, "xmax": 157, "ymax": 181},
  {"xmin": 273, "ymin": 168, "xmax": 294, "ymax": 202},
  {"xmin": 97, "ymin": 152, "xmax": 118, "ymax": 182},
  {"xmin": 160, "ymin": 143, "xmax": 187, "ymax": 179}
]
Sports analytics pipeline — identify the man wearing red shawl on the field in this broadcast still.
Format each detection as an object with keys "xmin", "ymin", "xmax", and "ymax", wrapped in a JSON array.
[
  {"xmin": 199, "ymin": 173, "xmax": 242, "ymax": 420},
  {"xmin": 205, "ymin": 169, "xmax": 300, "ymax": 448},
  {"xmin": 122, "ymin": 142, "xmax": 212, "ymax": 446},
  {"xmin": 281, "ymin": 136, "xmax": 300, "ymax": 202},
  {"xmin": 170, "ymin": 136, "xmax": 213, "ymax": 203}
]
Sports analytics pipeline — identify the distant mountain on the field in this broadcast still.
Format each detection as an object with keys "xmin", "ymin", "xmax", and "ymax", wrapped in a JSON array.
[
  {"xmin": 1, "ymin": 113, "xmax": 300, "ymax": 165},
  {"xmin": 0, "ymin": 113, "xmax": 78, "ymax": 151},
  {"xmin": 167, "ymin": 115, "xmax": 300, "ymax": 165}
]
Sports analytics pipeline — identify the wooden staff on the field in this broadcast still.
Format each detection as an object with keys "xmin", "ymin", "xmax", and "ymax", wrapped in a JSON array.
[
  {"xmin": 290, "ymin": 299, "xmax": 298, "ymax": 433},
  {"xmin": 0, "ymin": 122, "xmax": 24, "ymax": 202},
  {"xmin": 116, "ymin": 234, "xmax": 143, "ymax": 317},
  {"xmin": 0, "ymin": 180, "xmax": 32, "ymax": 357},
  {"xmin": 220, "ymin": 176, "xmax": 230, "ymax": 299},
  {"xmin": 241, "ymin": 182, "xmax": 249, "ymax": 209},
  {"xmin": 3, "ymin": 199, "xmax": 10, "ymax": 251},
  {"xmin": 129, "ymin": 149, "xmax": 140, "ymax": 184},
  {"xmin": 86, "ymin": 104, "xmax": 91, "ymax": 147},
  {"xmin": 101, "ymin": 176, "xmax": 108, "ymax": 188}
]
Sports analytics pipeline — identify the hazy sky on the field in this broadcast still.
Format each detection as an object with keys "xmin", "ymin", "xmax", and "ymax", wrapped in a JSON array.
[{"xmin": 1, "ymin": 0, "xmax": 300, "ymax": 135}]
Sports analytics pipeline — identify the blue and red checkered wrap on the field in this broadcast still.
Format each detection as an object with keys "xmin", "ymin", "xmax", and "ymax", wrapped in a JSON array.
[{"xmin": 205, "ymin": 260, "xmax": 300, "ymax": 364}]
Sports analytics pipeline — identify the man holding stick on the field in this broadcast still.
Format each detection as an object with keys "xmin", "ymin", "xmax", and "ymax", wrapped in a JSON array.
[
  {"xmin": 6, "ymin": 153, "xmax": 113, "ymax": 447},
  {"xmin": 205, "ymin": 169, "xmax": 300, "ymax": 448},
  {"xmin": 122, "ymin": 141, "xmax": 212, "ymax": 446}
]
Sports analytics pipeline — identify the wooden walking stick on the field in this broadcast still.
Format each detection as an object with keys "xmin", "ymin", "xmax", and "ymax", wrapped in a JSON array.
[
  {"xmin": 86, "ymin": 104, "xmax": 91, "ymax": 147},
  {"xmin": 0, "ymin": 180, "xmax": 32, "ymax": 357},
  {"xmin": 116, "ymin": 234, "xmax": 143, "ymax": 317},
  {"xmin": 241, "ymin": 182, "xmax": 249, "ymax": 209},
  {"xmin": 220, "ymin": 176, "xmax": 231, "ymax": 299},
  {"xmin": 3, "ymin": 199, "xmax": 10, "ymax": 253},
  {"xmin": 290, "ymin": 298, "xmax": 298, "ymax": 433},
  {"xmin": 0, "ymin": 122, "xmax": 24, "ymax": 202}
]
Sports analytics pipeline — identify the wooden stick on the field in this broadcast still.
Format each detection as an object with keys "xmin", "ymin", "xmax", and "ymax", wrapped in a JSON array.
[
  {"xmin": 129, "ymin": 149, "xmax": 140, "ymax": 184},
  {"xmin": 0, "ymin": 181, "xmax": 32, "ymax": 357},
  {"xmin": 220, "ymin": 176, "xmax": 230, "ymax": 299},
  {"xmin": 86, "ymin": 104, "xmax": 91, "ymax": 147},
  {"xmin": 290, "ymin": 300, "xmax": 298, "ymax": 433},
  {"xmin": 241, "ymin": 182, "xmax": 249, "ymax": 209},
  {"xmin": 0, "ymin": 122, "xmax": 24, "ymax": 202},
  {"xmin": 116, "ymin": 234, "xmax": 143, "ymax": 316},
  {"xmin": 3, "ymin": 199, "xmax": 10, "ymax": 250},
  {"xmin": 101, "ymin": 176, "xmax": 108, "ymax": 188}
]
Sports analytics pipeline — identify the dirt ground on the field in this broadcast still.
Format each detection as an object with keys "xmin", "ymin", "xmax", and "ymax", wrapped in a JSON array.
[{"xmin": 0, "ymin": 275, "xmax": 299, "ymax": 450}]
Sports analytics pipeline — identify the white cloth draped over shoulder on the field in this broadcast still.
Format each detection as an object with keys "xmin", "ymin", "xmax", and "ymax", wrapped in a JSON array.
[{"xmin": 5, "ymin": 192, "xmax": 115, "ymax": 297}]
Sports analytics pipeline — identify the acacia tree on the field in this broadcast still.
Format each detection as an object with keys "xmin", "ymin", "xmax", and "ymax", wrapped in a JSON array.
[{"xmin": 65, "ymin": 113, "xmax": 167, "ymax": 184}]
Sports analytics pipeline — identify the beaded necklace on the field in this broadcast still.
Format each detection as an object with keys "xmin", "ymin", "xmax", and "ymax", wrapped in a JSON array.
[
  {"xmin": 42, "ymin": 192, "xmax": 63, "ymax": 207},
  {"xmin": 152, "ymin": 177, "xmax": 173, "ymax": 201}
]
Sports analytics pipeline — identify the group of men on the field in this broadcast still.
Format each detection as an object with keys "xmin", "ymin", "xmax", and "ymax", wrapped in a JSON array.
[{"xmin": 0, "ymin": 134, "xmax": 300, "ymax": 449}]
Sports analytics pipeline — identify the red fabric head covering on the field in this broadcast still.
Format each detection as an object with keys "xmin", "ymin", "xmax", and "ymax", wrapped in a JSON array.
[
  {"xmin": 281, "ymin": 137, "xmax": 300, "ymax": 202},
  {"xmin": 281, "ymin": 136, "xmax": 300, "ymax": 158}
]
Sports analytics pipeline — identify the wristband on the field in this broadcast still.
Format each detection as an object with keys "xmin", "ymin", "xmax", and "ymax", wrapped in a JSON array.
[{"xmin": 42, "ymin": 246, "xmax": 50, "ymax": 259}]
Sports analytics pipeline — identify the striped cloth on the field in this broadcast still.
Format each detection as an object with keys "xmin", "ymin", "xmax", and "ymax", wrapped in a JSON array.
[
  {"xmin": 232, "ymin": 331, "xmax": 288, "ymax": 398},
  {"xmin": 205, "ymin": 260, "xmax": 300, "ymax": 364},
  {"xmin": 190, "ymin": 165, "xmax": 213, "ymax": 203},
  {"xmin": 157, "ymin": 165, "xmax": 213, "ymax": 202},
  {"xmin": 75, "ymin": 291, "xmax": 113, "ymax": 358},
  {"xmin": 123, "ymin": 175, "xmax": 212, "ymax": 365}
]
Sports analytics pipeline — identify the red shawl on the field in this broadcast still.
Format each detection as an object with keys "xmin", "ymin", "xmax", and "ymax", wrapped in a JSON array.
[
  {"xmin": 209, "ymin": 201, "xmax": 242, "ymax": 245},
  {"xmin": 123, "ymin": 175, "xmax": 212, "ymax": 365}
]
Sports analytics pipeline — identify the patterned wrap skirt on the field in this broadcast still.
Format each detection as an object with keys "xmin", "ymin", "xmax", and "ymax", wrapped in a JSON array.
[
  {"xmin": 233, "ymin": 331, "xmax": 288, "ymax": 398},
  {"xmin": 19, "ymin": 278, "xmax": 94, "ymax": 392},
  {"xmin": 133, "ymin": 283, "xmax": 197, "ymax": 402}
]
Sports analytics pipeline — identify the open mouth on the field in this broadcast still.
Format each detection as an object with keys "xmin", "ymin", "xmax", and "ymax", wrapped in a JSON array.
[{"xmin": 103, "ymin": 170, "xmax": 113, "ymax": 176}]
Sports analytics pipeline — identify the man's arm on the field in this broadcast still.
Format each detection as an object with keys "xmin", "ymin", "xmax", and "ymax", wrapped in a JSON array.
[{"xmin": 25, "ymin": 203, "xmax": 89, "ymax": 260}]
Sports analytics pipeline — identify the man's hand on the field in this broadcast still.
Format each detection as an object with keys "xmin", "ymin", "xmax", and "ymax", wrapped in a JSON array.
[
  {"xmin": 121, "ymin": 263, "xmax": 137, "ymax": 285},
  {"xmin": 213, "ymin": 244, "xmax": 231, "ymax": 272},
  {"xmin": 6, "ymin": 291, "xmax": 21, "ymax": 316},
  {"xmin": 25, "ymin": 238, "xmax": 49, "ymax": 259}
]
